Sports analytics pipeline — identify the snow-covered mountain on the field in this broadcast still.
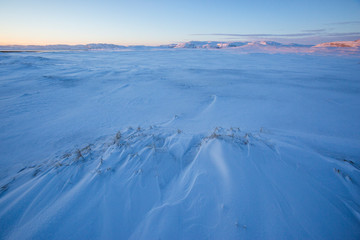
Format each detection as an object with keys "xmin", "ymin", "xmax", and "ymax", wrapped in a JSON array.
[
  {"xmin": 0, "ymin": 43, "xmax": 127, "ymax": 51},
  {"xmin": 171, "ymin": 40, "xmax": 311, "ymax": 49},
  {"xmin": 0, "ymin": 41, "xmax": 312, "ymax": 51},
  {"xmin": 172, "ymin": 41, "xmax": 249, "ymax": 48},
  {"xmin": 314, "ymin": 39, "xmax": 360, "ymax": 48}
]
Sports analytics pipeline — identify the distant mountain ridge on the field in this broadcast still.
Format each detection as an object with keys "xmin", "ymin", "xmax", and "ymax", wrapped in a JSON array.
[
  {"xmin": 0, "ymin": 43, "xmax": 128, "ymax": 51},
  {"xmin": 0, "ymin": 40, "xmax": 359, "ymax": 53},
  {"xmin": 170, "ymin": 41, "xmax": 313, "ymax": 49},
  {"xmin": 0, "ymin": 41, "xmax": 313, "ymax": 51}
]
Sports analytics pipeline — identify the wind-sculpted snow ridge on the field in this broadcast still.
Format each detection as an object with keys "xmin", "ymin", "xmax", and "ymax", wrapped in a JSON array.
[{"xmin": 0, "ymin": 126, "xmax": 359, "ymax": 239}]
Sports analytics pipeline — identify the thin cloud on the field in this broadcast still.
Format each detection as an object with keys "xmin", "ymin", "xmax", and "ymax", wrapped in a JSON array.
[
  {"xmin": 327, "ymin": 21, "xmax": 360, "ymax": 25},
  {"xmin": 302, "ymin": 29, "xmax": 327, "ymax": 33},
  {"xmin": 190, "ymin": 31, "xmax": 360, "ymax": 45},
  {"xmin": 325, "ymin": 32, "xmax": 360, "ymax": 36},
  {"xmin": 191, "ymin": 33, "xmax": 315, "ymax": 37},
  {"xmin": 190, "ymin": 31, "xmax": 360, "ymax": 38}
]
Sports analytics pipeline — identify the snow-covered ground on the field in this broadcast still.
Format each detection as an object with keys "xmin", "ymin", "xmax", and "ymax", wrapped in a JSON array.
[{"xmin": 0, "ymin": 49, "xmax": 359, "ymax": 239}]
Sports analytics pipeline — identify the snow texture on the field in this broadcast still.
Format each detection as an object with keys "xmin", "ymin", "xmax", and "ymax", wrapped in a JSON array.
[{"xmin": 0, "ymin": 49, "xmax": 360, "ymax": 239}]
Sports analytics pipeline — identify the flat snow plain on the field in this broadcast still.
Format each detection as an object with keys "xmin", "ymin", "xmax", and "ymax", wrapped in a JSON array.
[{"xmin": 0, "ymin": 49, "xmax": 360, "ymax": 239}]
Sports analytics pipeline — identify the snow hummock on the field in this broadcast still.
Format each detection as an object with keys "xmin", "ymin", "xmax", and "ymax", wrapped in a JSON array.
[{"xmin": 0, "ymin": 49, "xmax": 359, "ymax": 239}]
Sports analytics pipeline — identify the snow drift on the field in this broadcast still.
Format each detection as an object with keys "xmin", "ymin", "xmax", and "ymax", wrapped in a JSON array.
[{"xmin": 1, "ymin": 126, "xmax": 359, "ymax": 239}]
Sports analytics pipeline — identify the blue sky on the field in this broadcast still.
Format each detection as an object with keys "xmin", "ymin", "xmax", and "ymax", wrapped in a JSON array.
[{"xmin": 1, "ymin": 0, "xmax": 359, "ymax": 45}]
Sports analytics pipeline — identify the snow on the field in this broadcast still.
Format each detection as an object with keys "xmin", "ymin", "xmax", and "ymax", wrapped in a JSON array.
[{"xmin": 0, "ymin": 49, "xmax": 360, "ymax": 239}]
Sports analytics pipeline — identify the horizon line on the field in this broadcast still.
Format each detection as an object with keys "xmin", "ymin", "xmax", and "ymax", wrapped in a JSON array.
[{"xmin": 1, "ymin": 38, "xmax": 359, "ymax": 47}]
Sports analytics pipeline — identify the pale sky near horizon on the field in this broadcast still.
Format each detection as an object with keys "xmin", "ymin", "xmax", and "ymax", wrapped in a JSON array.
[{"xmin": 1, "ymin": 0, "xmax": 360, "ymax": 45}]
